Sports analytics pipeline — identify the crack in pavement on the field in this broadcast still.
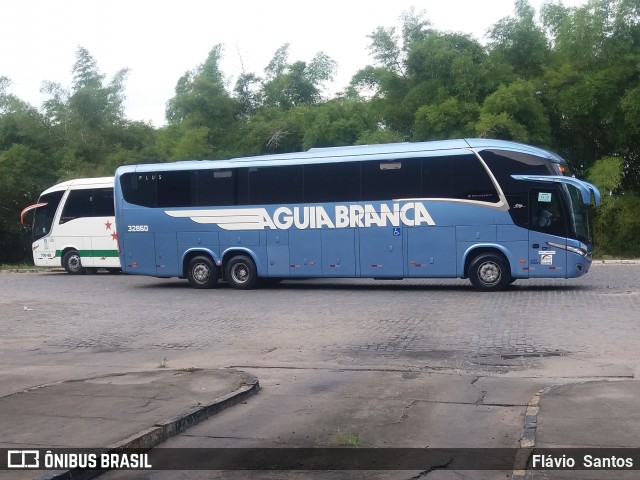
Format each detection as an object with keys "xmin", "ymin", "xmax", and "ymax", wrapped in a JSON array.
[{"xmin": 406, "ymin": 455, "xmax": 454, "ymax": 479}]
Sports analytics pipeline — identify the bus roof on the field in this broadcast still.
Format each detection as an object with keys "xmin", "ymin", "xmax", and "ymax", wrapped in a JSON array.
[
  {"xmin": 41, "ymin": 177, "xmax": 114, "ymax": 196},
  {"xmin": 116, "ymin": 139, "xmax": 566, "ymax": 175}
]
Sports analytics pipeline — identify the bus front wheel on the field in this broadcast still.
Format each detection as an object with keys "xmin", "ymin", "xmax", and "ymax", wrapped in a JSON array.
[
  {"xmin": 225, "ymin": 255, "xmax": 258, "ymax": 290},
  {"xmin": 187, "ymin": 256, "xmax": 219, "ymax": 289},
  {"xmin": 62, "ymin": 250, "xmax": 85, "ymax": 275},
  {"xmin": 468, "ymin": 253, "xmax": 511, "ymax": 292}
]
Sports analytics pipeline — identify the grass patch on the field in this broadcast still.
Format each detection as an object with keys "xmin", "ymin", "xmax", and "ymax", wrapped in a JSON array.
[
  {"xmin": 0, "ymin": 263, "xmax": 37, "ymax": 271},
  {"xmin": 335, "ymin": 432, "xmax": 363, "ymax": 447}
]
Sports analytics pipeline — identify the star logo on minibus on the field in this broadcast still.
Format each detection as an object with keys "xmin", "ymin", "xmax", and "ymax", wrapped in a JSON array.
[
  {"xmin": 105, "ymin": 220, "xmax": 112, "ymax": 230},
  {"xmin": 111, "ymin": 232, "xmax": 118, "ymax": 241}
]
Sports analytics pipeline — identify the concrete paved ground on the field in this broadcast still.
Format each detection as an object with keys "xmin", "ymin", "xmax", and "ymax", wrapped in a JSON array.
[{"xmin": 0, "ymin": 264, "xmax": 639, "ymax": 479}]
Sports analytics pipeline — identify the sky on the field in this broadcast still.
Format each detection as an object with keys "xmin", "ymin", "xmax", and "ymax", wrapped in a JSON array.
[{"xmin": 1, "ymin": 0, "xmax": 589, "ymax": 127}]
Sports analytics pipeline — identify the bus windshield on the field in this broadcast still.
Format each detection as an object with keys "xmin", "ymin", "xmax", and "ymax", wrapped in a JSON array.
[
  {"xmin": 32, "ymin": 191, "xmax": 64, "ymax": 241},
  {"xmin": 565, "ymin": 184, "xmax": 591, "ymax": 243}
]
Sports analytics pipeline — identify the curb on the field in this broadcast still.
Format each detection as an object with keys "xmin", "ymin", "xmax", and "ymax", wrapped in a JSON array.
[
  {"xmin": 512, "ymin": 386, "xmax": 553, "ymax": 480},
  {"xmin": 594, "ymin": 259, "xmax": 640, "ymax": 265},
  {"xmin": 0, "ymin": 268, "xmax": 64, "ymax": 274},
  {"xmin": 36, "ymin": 372, "xmax": 260, "ymax": 480}
]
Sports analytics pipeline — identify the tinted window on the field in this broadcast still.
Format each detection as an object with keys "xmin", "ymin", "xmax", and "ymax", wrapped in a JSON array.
[
  {"xmin": 304, "ymin": 162, "xmax": 360, "ymax": 203},
  {"xmin": 93, "ymin": 188, "xmax": 115, "ymax": 216},
  {"xmin": 248, "ymin": 165, "xmax": 303, "ymax": 205},
  {"xmin": 480, "ymin": 150, "xmax": 553, "ymax": 195},
  {"xmin": 121, "ymin": 172, "xmax": 157, "ymax": 207},
  {"xmin": 361, "ymin": 159, "xmax": 422, "ymax": 201},
  {"xmin": 60, "ymin": 188, "xmax": 116, "ymax": 223},
  {"xmin": 422, "ymin": 154, "xmax": 499, "ymax": 202},
  {"xmin": 33, "ymin": 191, "xmax": 64, "ymax": 240},
  {"xmin": 157, "ymin": 171, "xmax": 195, "ymax": 208},
  {"xmin": 422, "ymin": 156, "xmax": 456, "ymax": 198},
  {"xmin": 197, "ymin": 169, "xmax": 237, "ymax": 206},
  {"xmin": 60, "ymin": 189, "xmax": 93, "ymax": 223}
]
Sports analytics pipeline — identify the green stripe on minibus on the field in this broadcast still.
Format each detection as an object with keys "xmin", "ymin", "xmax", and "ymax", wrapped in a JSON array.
[{"xmin": 55, "ymin": 250, "xmax": 119, "ymax": 258}]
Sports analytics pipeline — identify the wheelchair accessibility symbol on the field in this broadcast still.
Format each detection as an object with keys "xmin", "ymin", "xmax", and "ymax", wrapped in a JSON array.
[{"xmin": 392, "ymin": 228, "xmax": 401, "ymax": 236}]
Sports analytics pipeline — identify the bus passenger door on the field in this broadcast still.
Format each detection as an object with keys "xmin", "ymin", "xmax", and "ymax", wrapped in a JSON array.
[
  {"xmin": 528, "ymin": 189, "xmax": 567, "ymax": 278},
  {"xmin": 359, "ymin": 227, "xmax": 404, "ymax": 278}
]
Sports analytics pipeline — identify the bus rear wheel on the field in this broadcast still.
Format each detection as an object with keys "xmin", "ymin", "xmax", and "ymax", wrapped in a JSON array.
[
  {"xmin": 468, "ymin": 253, "xmax": 511, "ymax": 292},
  {"xmin": 187, "ymin": 256, "xmax": 219, "ymax": 289},
  {"xmin": 62, "ymin": 250, "xmax": 85, "ymax": 275},
  {"xmin": 225, "ymin": 255, "xmax": 258, "ymax": 290}
]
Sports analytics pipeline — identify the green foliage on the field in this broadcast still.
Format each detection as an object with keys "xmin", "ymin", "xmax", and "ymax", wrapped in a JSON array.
[
  {"xmin": 588, "ymin": 156, "xmax": 639, "ymax": 257},
  {"xmin": 297, "ymin": 99, "xmax": 379, "ymax": 149},
  {"xmin": 165, "ymin": 44, "xmax": 240, "ymax": 158},
  {"xmin": 591, "ymin": 194, "xmax": 640, "ymax": 257},
  {"xmin": 0, "ymin": 144, "xmax": 55, "ymax": 262},
  {"xmin": 489, "ymin": 0, "xmax": 549, "ymax": 78},
  {"xmin": 588, "ymin": 156, "xmax": 624, "ymax": 194},
  {"xmin": 261, "ymin": 45, "xmax": 337, "ymax": 109},
  {"xmin": 476, "ymin": 81, "xmax": 551, "ymax": 145},
  {"xmin": 414, "ymin": 99, "xmax": 479, "ymax": 141}
]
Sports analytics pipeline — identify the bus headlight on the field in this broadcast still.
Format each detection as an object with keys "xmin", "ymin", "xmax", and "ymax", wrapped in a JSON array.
[{"xmin": 547, "ymin": 241, "xmax": 589, "ymax": 258}]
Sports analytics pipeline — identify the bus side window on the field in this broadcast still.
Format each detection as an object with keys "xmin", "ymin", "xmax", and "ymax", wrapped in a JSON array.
[
  {"xmin": 59, "ymin": 189, "xmax": 93, "ymax": 224},
  {"xmin": 248, "ymin": 165, "xmax": 304, "ymax": 205},
  {"xmin": 197, "ymin": 169, "xmax": 237, "ymax": 206},
  {"xmin": 120, "ymin": 172, "xmax": 157, "ymax": 207},
  {"xmin": 304, "ymin": 162, "xmax": 360, "ymax": 203},
  {"xmin": 93, "ymin": 188, "xmax": 115, "ymax": 216},
  {"xmin": 360, "ymin": 159, "xmax": 421, "ymax": 201},
  {"xmin": 157, "ymin": 171, "xmax": 195, "ymax": 208},
  {"xmin": 422, "ymin": 154, "xmax": 499, "ymax": 202}
]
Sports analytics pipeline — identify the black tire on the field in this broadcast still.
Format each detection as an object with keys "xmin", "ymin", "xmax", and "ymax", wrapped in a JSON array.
[
  {"xmin": 468, "ymin": 253, "xmax": 511, "ymax": 292},
  {"xmin": 225, "ymin": 255, "xmax": 258, "ymax": 290},
  {"xmin": 187, "ymin": 256, "xmax": 219, "ymax": 289},
  {"xmin": 62, "ymin": 250, "xmax": 85, "ymax": 275}
]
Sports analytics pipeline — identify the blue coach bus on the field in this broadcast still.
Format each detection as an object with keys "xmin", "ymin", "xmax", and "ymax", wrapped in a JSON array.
[{"xmin": 113, "ymin": 139, "xmax": 600, "ymax": 291}]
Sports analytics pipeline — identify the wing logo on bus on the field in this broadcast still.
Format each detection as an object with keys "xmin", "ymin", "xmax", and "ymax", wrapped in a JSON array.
[{"xmin": 165, "ymin": 203, "xmax": 435, "ymax": 231}]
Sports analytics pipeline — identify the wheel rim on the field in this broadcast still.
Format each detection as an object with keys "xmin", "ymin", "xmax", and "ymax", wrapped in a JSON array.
[
  {"xmin": 68, "ymin": 254, "xmax": 82, "ymax": 272},
  {"xmin": 478, "ymin": 261, "xmax": 501, "ymax": 286},
  {"xmin": 230, "ymin": 263, "xmax": 249, "ymax": 284},
  {"xmin": 192, "ymin": 263, "xmax": 210, "ymax": 284}
]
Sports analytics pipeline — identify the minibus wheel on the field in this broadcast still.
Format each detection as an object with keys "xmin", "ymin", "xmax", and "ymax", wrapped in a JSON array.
[
  {"xmin": 225, "ymin": 255, "xmax": 258, "ymax": 290},
  {"xmin": 468, "ymin": 253, "xmax": 511, "ymax": 292},
  {"xmin": 62, "ymin": 250, "xmax": 85, "ymax": 275},
  {"xmin": 187, "ymin": 256, "xmax": 219, "ymax": 289}
]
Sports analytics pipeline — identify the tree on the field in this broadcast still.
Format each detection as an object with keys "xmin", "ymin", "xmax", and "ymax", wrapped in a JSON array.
[
  {"xmin": 541, "ymin": 0, "xmax": 640, "ymax": 179},
  {"xmin": 588, "ymin": 156, "xmax": 640, "ymax": 257},
  {"xmin": 475, "ymin": 80, "xmax": 551, "ymax": 145},
  {"xmin": 39, "ymin": 46, "xmax": 139, "ymax": 176},
  {"xmin": 489, "ymin": 0, "xmax": 549, "ymax": 78},
  {"xmin": 262, "ymin": 45, "xmax": 337, "ymax": 109},
  {"xmin": 414, "ymin": 98, "xmax": 479, "ymax": 141},
  {"xmin": 165, "ymin": 44, "xmax": 241, "ymax": 158}
]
